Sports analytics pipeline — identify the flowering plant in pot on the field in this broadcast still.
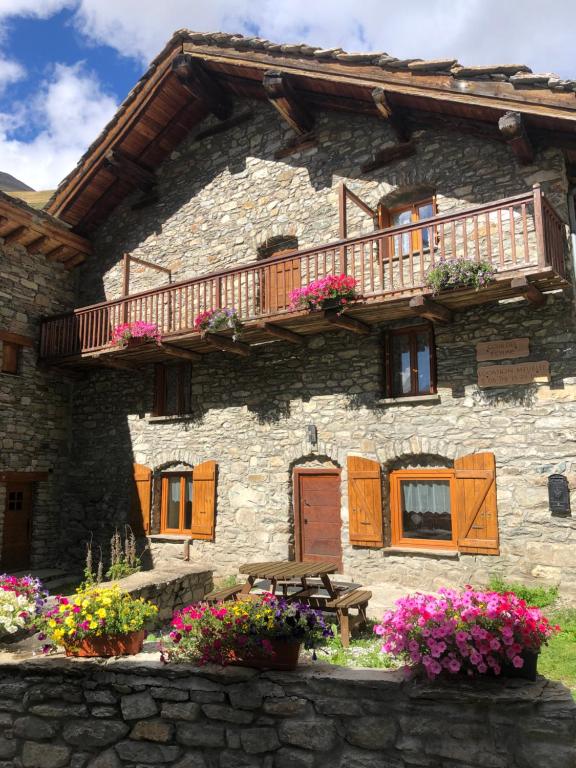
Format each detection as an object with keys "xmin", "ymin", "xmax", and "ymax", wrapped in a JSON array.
[
  {"xmin": 35, "ymin": 584, "xmax": 157, "ymax": 657},
  {"xmin": 161, "ymin": 593, "xmax": 333, "ymax": 670},
  {"xmin": 289, "ymin": 275, "xmax": 359, "ymax": 312},
  {"xmin": 374, "ymin": 587, "xmax": 559, "ymax": 681},
  {"xmin": 193, "ymin": 308, "xmax": 243, "ymax": 341},
  {"xmin": 425, "ymin": 257, "xmax": 496, "ymax": 295},
  {"xmin": 111, "ymin": 321, "xmax": 161, "ymax": 347},
  {"xmin": 0, "ymin": 574, "xmax": 48, "ymax": 640}
]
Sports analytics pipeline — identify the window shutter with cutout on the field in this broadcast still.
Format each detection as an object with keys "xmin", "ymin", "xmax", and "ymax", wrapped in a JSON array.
[
  {"xmin": 191, "ymin": 460, "xmax": 217, "ymax": 541},
  {"xmin": 347, "ymin": 456, "xmax": 384, "ymax": 547},
  {"xmin": 130, "ymin": 464, "xmax": 152, "ymax": 535},
  {"xmin": 454, "ymin": 452, "xmax": 499, "ymax": 555}
]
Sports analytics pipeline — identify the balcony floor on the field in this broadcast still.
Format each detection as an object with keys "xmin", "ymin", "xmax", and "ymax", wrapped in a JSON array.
[{"xmin": 53, "ymin": 266, "xmax": 569, "ymax": 370}]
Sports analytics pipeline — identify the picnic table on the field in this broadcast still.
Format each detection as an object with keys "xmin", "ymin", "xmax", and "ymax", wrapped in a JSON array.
[{"xmin": 205, "ymin": 559, "xmax": 372, "ymax": 647}]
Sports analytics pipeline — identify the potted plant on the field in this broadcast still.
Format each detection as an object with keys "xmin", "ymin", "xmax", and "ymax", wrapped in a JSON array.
[
  {"xmin": 193, "ymin": 308, "xmax": 243, "ymax": 340},
  {"xmin": 289, "ymin": 275, "xmax": 359, "ymax": 312},
  {"xmin": 425, "ymin": 257, "xmax": 496, "ymax": 295},
  {"xmin": 1, "ymin": 574, "xmax": 48, "ymax": 642},
  {"xmin": 111, "ymin": 321, "xmax": 161, "ymax": 348},
  {"xmin": 161, "ymin": 593, "xmax": 333, "ymax": 670},
  {"xmin": 36, "ymin": 584, "xmax": 157, "ymax": 657},
  {"xmin": 374, "ymin": 587, "xmax": 558, "ymax": 681}
]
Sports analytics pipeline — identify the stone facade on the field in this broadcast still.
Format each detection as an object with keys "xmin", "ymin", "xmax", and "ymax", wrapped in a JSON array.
[
  {"xmin": 55, "ymin": 96, "xmax": 576, "ymax": 597},
  {"xmin": 0, "ymin": 656, "xmax": 574, "ymax": 767},
  {"xmin": 0, "ymin": 237, "xmax": 75, "ymax": 568}
]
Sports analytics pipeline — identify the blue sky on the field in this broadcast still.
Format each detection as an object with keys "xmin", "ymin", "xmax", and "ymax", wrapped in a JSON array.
[{"xmin": 0, "ymin": 1, "xmax": 574, "ymax": 189}]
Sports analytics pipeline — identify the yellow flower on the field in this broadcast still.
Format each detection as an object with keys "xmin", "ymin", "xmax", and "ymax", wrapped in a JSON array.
[
  {"xmin": 97, "ymin": 608, "xmax": 106, "ymax": 619},
  {"xmin": 49, "ymin": 619, "xmax": 57, "ymax": 628}
]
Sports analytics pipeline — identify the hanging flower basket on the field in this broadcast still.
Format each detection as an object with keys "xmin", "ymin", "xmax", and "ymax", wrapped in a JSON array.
[
  {"xmin": 65, "ymin": 630, "xmax": 145, "ymax": 658},
  {"xmin": 110, "ymin": 321, "xmax": 161, "ymax": 348},
  {"xmin": 290, "ymin": 275, "xmax": 359, "ymax": 313},
  {"xmin": 193, "ymin": 308, "xmax": 243, "ymax": 341},
  {"xmin": 425, "ymin": 258, "xmax": 496, "ymax": 295}
]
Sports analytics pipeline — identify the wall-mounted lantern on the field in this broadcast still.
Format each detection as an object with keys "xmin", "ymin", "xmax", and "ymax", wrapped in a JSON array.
[
  {"xmin": 548, "ymin": 474, "xmax": 571, "ymax": 517},
  {"xmin": 307, "ymin": 424, "xmax": 318, "ymax": 446}
]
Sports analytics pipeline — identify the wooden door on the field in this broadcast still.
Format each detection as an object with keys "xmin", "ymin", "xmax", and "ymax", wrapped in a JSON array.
[
  {"xmin": 295, "ymin": 469, "xmax": 342, "ymax": 569},
  {"xmin": 2, "ymin": 483, "xmax": 33, "ymax": 570},
  {"xmin": 261, "ymin": 251, "xmax": 301, "ymax": 313}
]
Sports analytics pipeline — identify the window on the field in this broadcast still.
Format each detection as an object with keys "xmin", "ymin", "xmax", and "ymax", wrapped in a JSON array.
[
  {"xmin": 384, "ymin": 324, "xmax": 436, "ymax": 398},
  {"xmin": 390, "ymin": 469, "xmax": 455, "ymax": 549},
  {"xmin": 379, "ymin": 197, "xmax": 436, "ymax": 255},
  {"xmin": 1, "ymin": 341, "xmax": 20, "ymax": 375},
  {"xmin": 153, "ymin": 362, "xmax": 191, "ymax": 417},
  {"xmin": 161, "ymin": 472, "xmax": 193, "ymax": 533}
]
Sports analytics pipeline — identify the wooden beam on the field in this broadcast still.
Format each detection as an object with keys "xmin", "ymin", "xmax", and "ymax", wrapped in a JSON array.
[
  {"xmin": 172, "ymin": 54, "xmax": 233, "ymax": 120},
  {"xmin": 3, "ymin": 225, "xmax": 28, "ymax": 245},
  {"xmin": 274, "ymin": 131, "xmax": 317, "ymax": 159},
  {"xmin": 362, "ymin": 141, "xmax": 416, "ymax": 173},
  {"xmin": 409, "ymin": 295, "xmax": 453, "ymax": 324},
  {"xmin": 324, "ymin": 309, "xmax": 371, "ymax": 336},
  {"xmin": 26, "ymin": 235, "xmax": 49, "ymax": 253},
  {"xmin": 498, "ymin": 111, "xmax": 534, "ymax": 165},
  {"xmin": 0, "ymin": 471, "xmax": 49, "ymax": 483},
  {"xmin": 511, "ymin": 276, "xmax": 547, "ymax": 306},
  {"xmin": 46, "ymin": 245, "xmax": 69, "ymax": 262},
  {"xmin": 64, "ymin": 253, "xmax": 85, "ymax": 269},
  {"xmin": 96, "ymin": 359, "xmax": 136, "ymax": 372},
  {"xmin": 259, "ymin": 322, "xmax": 307, "ymax": 345},
  {"xmin": 372, "ymin": 88, "xmax": 409, "ymax": 142},
  {"xmin": 204, "ymin": 332, "xmax": 251, "ymax": 357},
  {"xmin": 157, "ymin": 342, "xmax": 203, "ymax": 362},
  {"xmin": 194, "ymin": 109, "xmax": 253, "ymax": 142},
  {"xmin": 263, "ymin": 71, "xmax": 314, "ymax": 135},
  {"xmin": 0, "ymin": 330, "xmax": 34, "ymax": 347},
  {"xmin": 104, "ymin": 148, "xmax": 156, "ymax": 190}
]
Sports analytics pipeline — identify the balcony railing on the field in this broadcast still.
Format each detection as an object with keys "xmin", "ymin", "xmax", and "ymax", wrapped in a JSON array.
[{"xmin": 40, "ymin": 186, "xmax": 568, "ymax": 360}]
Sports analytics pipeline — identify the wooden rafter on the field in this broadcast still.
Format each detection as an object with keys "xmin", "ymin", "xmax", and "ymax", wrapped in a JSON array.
[
  {"xmin": 362, "ymin": 141, "xmax": 416, "ymax": 173},
  {"xmin": 259, "ymin": 322, "xmax": 307, "ymax": 345},
  {"xmin": 498, "ymin": 111, "xmax": 534, "ymax": 165},
  {"xmin": 409, "ymin": 295, "xmax": 453, "ymax": 324},
  {"xmin": 194, "ymin": 109, "xmax": 253, "ymax": 142},
  {"xmin": 274, "ymin": 131, "xmax": 317, "ymax": 159},
  {"xmin": 26, "ymin": 235, "xmax": 49, "ymax": 253},
  {"xmin": 172, "ymin": 54, "xmax": 233, "ymax": 120},
  {"xmin": 511, "ymin": 276, "xmax": 547, "ymax": 306},
  {"xmin": 105, "ymin": 149, "xmax": 156, "ymax": 191},
  {"xmin": 3, "ymin": 226, "xmax": 28, "ymax": 245},
  {"xmin": 46, "ymin": 245, "xmax": 70, "ymax": 262},
  {"xmin": 324, "ymin": 309, "xmax": 371, "ymax": 335},
  {"xmin": 263, "ymin": 70, "xmax": 314, "ymax": 135},
  {"xmin": 372, "ymin": 88, "xmax": 409, "ymax": 143},
  {"xmin": 204, "ymin": 332, "xmax": 251, "ymax": 357},
  {"xmin": 157, "ymin": 341, "xmax": 202, "ymax": 362}
]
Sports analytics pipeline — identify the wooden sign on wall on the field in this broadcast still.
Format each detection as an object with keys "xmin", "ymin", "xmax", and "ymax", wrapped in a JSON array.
[
  {"xmin": 476, "ymin": 338, "xmax": 530, "ymax": 362},
  {"xmin": 477, "ymin": 361, "xmax": 550, "ymax": 388}
]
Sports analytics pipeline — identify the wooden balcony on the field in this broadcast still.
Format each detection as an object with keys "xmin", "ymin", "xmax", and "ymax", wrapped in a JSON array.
[{"xmin": 40, "ymin": 186, "xmax": 570, "ymax": 367}]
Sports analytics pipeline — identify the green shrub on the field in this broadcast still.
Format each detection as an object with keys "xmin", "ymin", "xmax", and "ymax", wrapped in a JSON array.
[{"xmin": 487, "ymin": 574, "xmax": 559, "ymax": 608}]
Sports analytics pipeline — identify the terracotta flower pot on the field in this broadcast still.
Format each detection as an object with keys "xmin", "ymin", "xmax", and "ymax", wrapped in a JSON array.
[
  {"xmin": 229, "ymin": 638, "xmax": 301, "ymax": 671},
  {"xmin": 64, "ymin": 630, "xmax": 145, "ymax": 658}
]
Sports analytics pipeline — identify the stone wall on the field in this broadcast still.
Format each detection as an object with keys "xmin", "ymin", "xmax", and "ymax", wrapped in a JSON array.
[
  {"xmin": 0, "ymin": 656, "xmax": 573, "ymax": 767},
  {"xmin": 0, "ymin": 238, "xmax": 76, "ymax": 568}
]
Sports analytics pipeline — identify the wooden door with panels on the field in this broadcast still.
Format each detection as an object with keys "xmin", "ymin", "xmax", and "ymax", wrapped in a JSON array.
[
  {"xmin": 261, "ymin": 249, "xmax": 301, "ymax": 314},
  {"xmin": 2, "ymin": 483, "xmax": 33, "ymax": 570},
  {"xmin": 294, "ymin": 468, "xmax": 342, "ymax": 570}
]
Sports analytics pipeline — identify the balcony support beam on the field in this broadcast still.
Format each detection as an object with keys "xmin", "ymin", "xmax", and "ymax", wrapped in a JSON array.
[
  {"xmin": 157, "ymin": 342, "xmax": 203, "ymax": 362},
  {"xmin": 204, "ymin": 332, "xmax": 251, "ymax": 357},
  {"xmin": 498, "ymin": 112, "xmax": 534, "ymax": 165},
  {"xmin": 372, "ymin": 88, "xmax": 410, "ymax": 143},
  {"xmin": 511, "ymin": 276, "xmax": 547, "ymax": 306},
  {"xmin": 172, "ymin": 54, "xmax": 233, "ymax": 120},
  {"xmin": 263, "ymin": 71, "xmax": 314, "ymax": 135},
  {"xmin": 259, "ymin": 322, "xmax": 307, "ymax": 345},
  {"xmin": 409, "ymin": 295, "xmax": 453, "ymax": 324},
  {"xmin": 324, "ymin": 309, "xmax": 371, "ymax": 335}
]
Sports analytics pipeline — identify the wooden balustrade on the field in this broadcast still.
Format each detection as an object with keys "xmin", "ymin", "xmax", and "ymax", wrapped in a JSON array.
[{"xmin": 40, "ymin": 187, "xmax": 569, "ymax": 360}]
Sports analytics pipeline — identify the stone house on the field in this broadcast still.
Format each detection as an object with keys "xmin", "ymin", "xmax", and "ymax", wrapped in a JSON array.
[{"xmin": 3, "ymin": 31, "xmax": 576, "ymax": 598}]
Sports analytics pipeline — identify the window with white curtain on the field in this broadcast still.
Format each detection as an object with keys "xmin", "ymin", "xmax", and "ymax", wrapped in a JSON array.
[{"xmin": 390, "ymin": 469, "xmax": 455, "ymax": 548}]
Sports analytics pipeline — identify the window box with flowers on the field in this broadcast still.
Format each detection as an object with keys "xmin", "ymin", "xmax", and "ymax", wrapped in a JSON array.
[
  {"xmin": 425, "ymin": 257, "xmax": 496, "ymax": 295},
  {"xmin": 289, "ymin": 275, "xmax": 359, "ymax": 313},
  {"xmin": 35, "ymin": 584, "xmax": 158, "ymax": 657},
  {"xmin": 0, "ymin": 574, "xmax": 48, "ymax": 641},
  {"xmin": 193, "ymin": 308, "xmax": 243, "ymax": 340},
  {"xmin": 162, "ymin": 593, "xmax": 332, "ymax": 670},
  {"xmin": 111, "ymin": 321, "xmax": 161, "ymax": 348},
  {"xmin": 374, "ymin": 586, "xmax": 559, "ymax": 681}
]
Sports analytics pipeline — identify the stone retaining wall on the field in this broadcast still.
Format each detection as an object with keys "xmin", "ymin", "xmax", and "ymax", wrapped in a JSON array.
[{"xmin": 0, "ymin": 656, "xmax": 573, "ymax": 768}]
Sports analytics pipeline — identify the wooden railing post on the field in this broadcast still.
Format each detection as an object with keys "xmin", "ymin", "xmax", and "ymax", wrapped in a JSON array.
[
  {"xmin": 533, "ymin": 183, "xmax": 547, "ymax": 268},
  {"xmin": 214, "ymin": 276, "xmax": 222, "ymax": 309},
  {"xmin": 339, "ymin": 182, "xmax": 348, "ymax": 273}
]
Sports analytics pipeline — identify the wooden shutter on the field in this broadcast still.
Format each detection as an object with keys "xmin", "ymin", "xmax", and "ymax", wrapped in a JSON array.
[
  {"xmin": 265, "ymin": 257, "xmax": 301, "ymax": 312},
  {"xmin": 347, "ymin": 456, "xmax": 384, "ymax": 547},
  {"xmin": 191, "ymin": 460, "xmax": 217, "ymax": 541},
  {"xmin": 130, "ymin": 464, "xmax": 152, "ymax": 535},
  {"xmin": 454, "ymin": 452, "xmax": 499, "ymax": 555}
]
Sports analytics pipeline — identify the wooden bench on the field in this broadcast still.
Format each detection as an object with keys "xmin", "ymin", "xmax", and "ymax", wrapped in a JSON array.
[
  {"xmin": 204, "ymin": 585, "xmax": 243, "ymax": 603},
  {"xmin": 325, "ymin": 589, "xmax": 372, "ymax": 647}
]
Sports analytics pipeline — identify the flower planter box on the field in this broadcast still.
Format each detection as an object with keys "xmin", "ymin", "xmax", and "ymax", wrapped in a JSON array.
[
  {"xmin": 501, "ymin": 649, "xmax": 539, "ymax": 682},
  {"xmin": 229, "ymin": 638, "xmax": 301, "ymax": 671},
  {"xmin": 65, "ymin": 629, "xmax": 145, "ymax": 658}
]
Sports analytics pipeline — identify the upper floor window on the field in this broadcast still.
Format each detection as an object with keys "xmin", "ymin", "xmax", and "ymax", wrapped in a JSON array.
[
  {"xmin": 384, "ymin": 324, "xmax": 436, "ymax": 398},
  {"xmin": 379, "ymin": 197, "xmax": 436, "ymax": 255},
  {"xmin": 153, "ymin": 362, "xmax": 191, "ymax": 417},
  {"xmin": 0, "ymin": 331, "xmax": 33, "ymax": 376}
]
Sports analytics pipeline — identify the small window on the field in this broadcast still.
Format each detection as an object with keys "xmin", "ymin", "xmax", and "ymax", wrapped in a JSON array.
[
  {"xmin": 390, "ymin": 469, "xmax": 455, "ymax": 549},
  {"xmin": 153, "ymin": 363, "xmax": 191, "ymax": 417},
  {"xmin": 1, "ymin": 341, "xmax": 20, "ymax": 375},
  {"xmin": 161, "ymin": 472, "xmax": 193, "ymax": 534},
  {"xmin": 384, "ymin": 324, "xmax": 436, "ymax": 398},
  {"xmin": 379, "ymin": 197, "xmax": 436, "ymax": 255}
]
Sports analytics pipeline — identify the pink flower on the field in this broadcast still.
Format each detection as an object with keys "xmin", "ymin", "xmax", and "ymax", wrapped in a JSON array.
[{"xmin": 512, "ymin": 655, "xmax": 524, "ymax": 668}]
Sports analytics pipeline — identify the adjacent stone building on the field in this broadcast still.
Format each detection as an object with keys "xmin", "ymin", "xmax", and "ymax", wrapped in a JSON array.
[{"xmin": 3, "ymin": 31, "xmax": 576, "ymax": 600}]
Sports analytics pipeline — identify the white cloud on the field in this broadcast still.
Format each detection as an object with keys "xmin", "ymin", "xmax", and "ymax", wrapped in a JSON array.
[
  {"xmin": 0, "ymin": 56, "xmax": 24, "ymax": 93},
  {"xmin": 0, "ymin": 62, "xmax": 117, "ymax": 188}
]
